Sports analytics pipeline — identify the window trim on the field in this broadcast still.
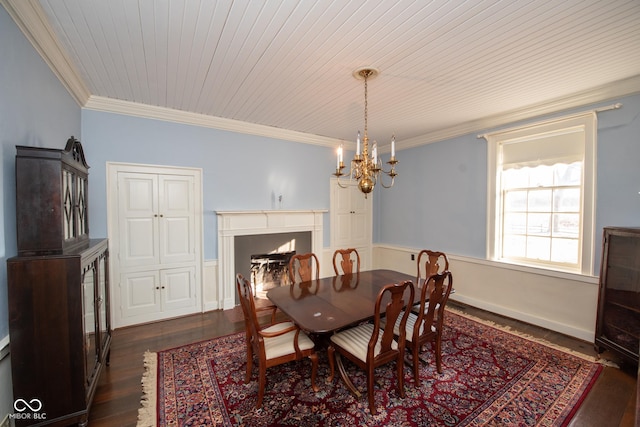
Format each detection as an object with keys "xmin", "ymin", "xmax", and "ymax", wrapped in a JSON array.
[{"xmin": 486, "ymin": 112, "xmax": 597, "ymax": 275}]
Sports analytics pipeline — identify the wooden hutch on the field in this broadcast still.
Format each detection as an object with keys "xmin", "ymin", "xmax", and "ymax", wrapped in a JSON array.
[
  {"xmin": 595, "ymin": 226, "xmax": 640, "ymax": 365},
  {"xmin": 7, "ymin": 137, "xmax": 111, "ymax": 426}
]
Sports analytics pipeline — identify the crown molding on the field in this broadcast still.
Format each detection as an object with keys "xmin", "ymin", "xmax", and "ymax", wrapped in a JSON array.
[
  {"xmin": 2, "ymin": 0, "xmax": 90, "ymax": 106},
  {"xmin": 86, "ymin": 71, "xmax": 638, "ymax": 152},
  {"xmin": 84, "ymin": 96, "xmax": 340, "ymax": 148},
  {"xmin": 399, "ymin": 74, "xmax": 640, "ymax": 151}
]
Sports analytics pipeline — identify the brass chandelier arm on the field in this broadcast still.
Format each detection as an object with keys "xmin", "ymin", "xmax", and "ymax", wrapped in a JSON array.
[{"xmin": 379, "ymin": 171, "xmax": 397, "ymax": 189}]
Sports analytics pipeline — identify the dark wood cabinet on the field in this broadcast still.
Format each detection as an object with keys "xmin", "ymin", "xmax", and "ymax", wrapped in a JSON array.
[
  {"xmin": 8, "ymin": 138, "xmax": 110, "ymax": 426},
  {"xmin": 8, "ymin": 239, "xmax": 111, "ymax": 426},
  {"xmin": 595, "ymin": 226, "xmax": 640, "ymax": 364},
  {"xmin": 15, "ymin": 136, "xmax": 89, "ymax": 256}
]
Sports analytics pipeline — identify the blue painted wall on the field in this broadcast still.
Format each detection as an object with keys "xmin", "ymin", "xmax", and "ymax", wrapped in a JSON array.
[
  {"xmin": 0, "ymin": 6, "xmax": 82, "ymax": 346},
  {"xmin": 374, "ymin": 133, "xmax": 487, "ymax": 257},
  {"xmin": 374, "ymin": 93, "xmax": 640, "ymax": 274},
  {"xmin": 1, "ymin": 5, "xmax": 82, "ymax": 417},
  {"xmin": 81, "ymin": 110, "xmax": 335, "ymax": 259}
]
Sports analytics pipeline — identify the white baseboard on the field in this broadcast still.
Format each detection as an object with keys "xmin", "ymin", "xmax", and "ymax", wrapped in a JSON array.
[
  {"xmin": 203, "ymin": 301, "xmax": 221, "ymax": 312},
  {"xmin": 451, "ymin": 294, "xmax": 594, "ymax": 342}
]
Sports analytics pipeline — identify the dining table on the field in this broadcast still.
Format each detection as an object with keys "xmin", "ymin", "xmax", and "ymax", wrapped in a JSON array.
[
  {"xmin": 266, "ymin": 269, "xmax": 416, "ymax": 334},
  {"xmin": 266, "ymin": 268, "xmax": 416, "ymax": 396}
]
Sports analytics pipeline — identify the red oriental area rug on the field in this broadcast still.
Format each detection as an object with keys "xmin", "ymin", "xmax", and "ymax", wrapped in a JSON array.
[{"xmin": 137, "ymin": 310, "xmax": 602, "ymax": 426}]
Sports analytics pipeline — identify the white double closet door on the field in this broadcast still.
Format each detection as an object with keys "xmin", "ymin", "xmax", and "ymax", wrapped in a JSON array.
[{"xmin": 108, "ymin": 163, "xmax": 203, "ymax": 328}]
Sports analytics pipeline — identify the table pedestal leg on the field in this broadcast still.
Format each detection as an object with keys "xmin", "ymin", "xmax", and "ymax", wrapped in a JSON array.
[{"xmin": 335, "ymin": 353, "xmax": 361, "ymax": 398}]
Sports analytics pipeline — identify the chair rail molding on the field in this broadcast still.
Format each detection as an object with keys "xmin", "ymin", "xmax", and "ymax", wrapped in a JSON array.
[{"xmin": 216, "ymin": 210, "xmax": 326, "ymax": 310}]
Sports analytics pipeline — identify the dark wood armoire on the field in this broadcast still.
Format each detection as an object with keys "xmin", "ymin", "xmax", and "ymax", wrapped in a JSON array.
[
  {"xmin": 595, "ymin": 226, "xmax": 640, "ymax": 365},
  {"xmin": 7, "ymin": 137, "xmax": 111, "ymax": 427}
]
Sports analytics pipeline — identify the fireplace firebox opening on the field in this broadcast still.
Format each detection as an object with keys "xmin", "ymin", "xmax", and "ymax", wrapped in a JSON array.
[
  {"xmin": 250, "ymin": 251, "xmax": 295, "ymax": 299},
  {"xmin": 234, "ymin": 231, "xmax": 312, "ymax": 302}
]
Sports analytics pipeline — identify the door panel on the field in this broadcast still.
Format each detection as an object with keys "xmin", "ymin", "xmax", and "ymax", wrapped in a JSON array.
[
  {"xmin": 121, "ymin": 271, "xmax": 160, "ymax": 318},
  {"xmin": 349, "ymin": 185, "xmax": 371, "ymax": 247},
  {"xmin": 163, "ymin": 217, "xmax": 192, "ymax": 256},
  {"xmin": 333, "ymin": 184, "xmax": 354, "ymax": 248},
  {"xmin": 162, "ymin": 267, "xmax": 196, "ymax": 311},
  {"xmin": 159, "ymin": 175, "xmax": 195, "ymax": 264},
  {"xmin": 118, "ymin": 173, "xmax": 159, "ymax": 267},
  {"xmin": 82, "ymin": 262, "xmax": 98, "ymax": 387}
]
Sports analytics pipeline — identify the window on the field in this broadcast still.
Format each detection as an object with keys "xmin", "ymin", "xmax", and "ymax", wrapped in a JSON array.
[{"xmin": 486, "ymin": 112, "xmax": 597, "ymax": 275}]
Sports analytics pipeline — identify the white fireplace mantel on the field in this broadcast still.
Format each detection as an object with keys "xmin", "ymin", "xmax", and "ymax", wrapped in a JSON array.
[{"xmin": 216, "ymin": 210, "xmax": 326, "ymax": 309}]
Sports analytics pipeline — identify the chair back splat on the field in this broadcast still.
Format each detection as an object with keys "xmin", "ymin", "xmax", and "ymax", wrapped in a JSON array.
[
  {"xmin": 416, "ymin": 250, "xmax": 449, "ymax": 289},
  {"xmin": 332, "ymin": 248, "xmax": 361, "ymax": 275},
  {"xmin": 328, "ymin": 280, "xmax": 414, "ymax": 415},
  {"xmin": 235, "ymin": 273, "xmax": 319, "ymax": 408},
  {"xmin": 288, "ymin": 252, "xmax": 320, "ymax": 284}
]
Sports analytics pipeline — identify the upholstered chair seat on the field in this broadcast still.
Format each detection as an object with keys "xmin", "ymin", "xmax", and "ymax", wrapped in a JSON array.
[
  {"xmin": 262, "ymin": 322, "xmax": 316, "ymax": 359},
  {"xmin": 329, "ymin": 323, "xmax": 398, "ymax": 362}
]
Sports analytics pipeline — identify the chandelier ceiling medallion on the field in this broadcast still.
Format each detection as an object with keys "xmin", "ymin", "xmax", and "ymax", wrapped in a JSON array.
[{"xmin": 334, "ymin": 67, "xmax": 397, "ymax": 197}]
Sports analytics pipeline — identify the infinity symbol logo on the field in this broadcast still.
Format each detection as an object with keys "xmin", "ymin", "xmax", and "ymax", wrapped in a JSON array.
[{"xmin": 14, "ymin": 398, "xmax": 43, "ymax": 412}]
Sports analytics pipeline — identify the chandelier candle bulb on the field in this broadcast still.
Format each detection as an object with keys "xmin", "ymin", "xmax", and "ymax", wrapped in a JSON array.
[
  {"xmin": 356, "ymin": 132, "xmax": 361, "ymax": 156},
  {"xmin": 391, "ymin": 136, "xmax": 395, "ymax": 159}
]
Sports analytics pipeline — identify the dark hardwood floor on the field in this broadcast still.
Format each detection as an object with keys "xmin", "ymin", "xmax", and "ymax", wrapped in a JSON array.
[{"xmin": 89, "ymin": 303, "xmax": 637, "ymax": 426}]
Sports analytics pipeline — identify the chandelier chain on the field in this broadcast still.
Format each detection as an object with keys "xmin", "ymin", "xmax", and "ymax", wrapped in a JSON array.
[{"xmin": 364, "ymin": 73, "xmax": 368, "ymax": 138}]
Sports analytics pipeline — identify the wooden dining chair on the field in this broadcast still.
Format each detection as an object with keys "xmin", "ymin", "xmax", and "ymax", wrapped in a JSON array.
[
  {"xmin": 288, "ymin": 252, "xmax": 320, "ymax": 284},
  {"xmin": 389, "ymin": 271, "xmax": 453, "ymax": 386},
  {"xmin": 414, "ymin": 250, "xmax": 449, "ymax": 312},
  {"xmin": 328, "ymin": 280, "xmax": 414, "ymax": 415},
  {"xmin": 235, "ymin": 273, "xmax": 319, "ymax": 408},
  {"xmin": 416, "ymin": 250, "xmax": 449, "ymax": 289},
  {"xmin": 332, "ymin": 248, "xmax": 361, "ymax": 275}
]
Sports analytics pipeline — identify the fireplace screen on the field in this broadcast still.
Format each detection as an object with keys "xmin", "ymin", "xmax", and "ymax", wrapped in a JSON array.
[{"xmin": 250, "ymin": 251, "xmax": 295, "ymax": 299}]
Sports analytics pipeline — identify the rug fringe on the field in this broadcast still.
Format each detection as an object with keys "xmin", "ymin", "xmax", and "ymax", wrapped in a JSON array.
[
  {"xmin": 137, "ymin": 350, "xmax": 158, "ymax": 427},
  {"xmin": 445, "ymin": 307, "xmax": 619, "ymax": 367}
]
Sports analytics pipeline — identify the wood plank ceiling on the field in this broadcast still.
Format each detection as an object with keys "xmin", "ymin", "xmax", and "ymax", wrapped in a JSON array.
[{"xmin": 6, "ymin": 0, "xmax": 640, "ymax": 149}]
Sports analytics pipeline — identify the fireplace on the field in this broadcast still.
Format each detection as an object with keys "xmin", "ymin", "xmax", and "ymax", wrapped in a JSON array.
[
  {"xmin": 235, "ymin": 230, "xmax": 311, "ymax": 301},
  {"xmin": 216, "ymin": 210, "xmax": 325, "ymax": 309},
  {"xmin": 250, "ymin": 251, "xmax": 295, "ymax": 298}
]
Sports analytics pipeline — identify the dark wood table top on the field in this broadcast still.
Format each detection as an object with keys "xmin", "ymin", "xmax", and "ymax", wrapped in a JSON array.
[{"xmin": 267, "ymin": 269, "xmax": 415, "ymax": 334}]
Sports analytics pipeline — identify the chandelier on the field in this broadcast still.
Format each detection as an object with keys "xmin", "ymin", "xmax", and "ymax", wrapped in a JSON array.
[{"xmin": 334, "ymin": 67, "xmax": 397, "ymax": 197}]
